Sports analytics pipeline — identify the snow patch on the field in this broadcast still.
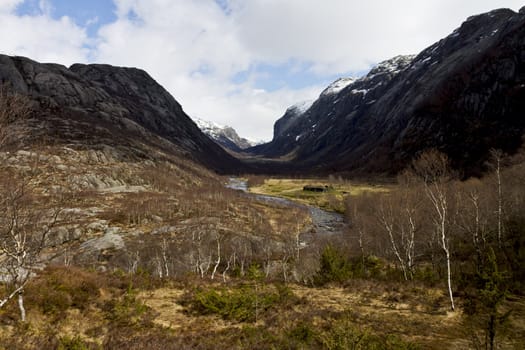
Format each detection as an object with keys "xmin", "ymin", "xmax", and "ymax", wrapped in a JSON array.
[
  {"xmin": 288, "ymin": 100, "xmax": 314, "ymax": 114},
  {"xmin": 192, "ymin": 117, "xmax": 262, "ymax": 148},
  {"xmin": 321, "ymin": 77, "xmax": 355, "ymax": 96},
  {"xmin": 368, "ymin": 55, "xmax": 415, "ymax": 78},
  {"xmin": 194, "ymin": 117, "xmax": 225, "ymax": 132},
  {"xmin": 351, "ymin": 89, "xmax": 369, "ymax": 96}
]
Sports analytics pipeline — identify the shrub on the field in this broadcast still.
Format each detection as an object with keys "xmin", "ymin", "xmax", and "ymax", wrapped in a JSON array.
[
  {"xmin": 318, "ymin": 312, "xmax": 420, "ymax": 350},
  {"xmin": 288, "ymin": 322, "xmax": 316, "ymax": 345},
  {"xmin": 57, "ymin": 336, "xmax": 90, "ymax": 350},
  {"xmin": 314, "ymin": 244, "xmax": 352, "ymax": 285},
  {"xmin": 26, "ymin": 266, "xmax": 101, "ymax": 317},
  {"xmin": 104, "ymin": 288, "xmax": 150, "ymax": 327},
  {"xmin": 183, "ymin": 283, "xmax": 296, "ymax": 322}
]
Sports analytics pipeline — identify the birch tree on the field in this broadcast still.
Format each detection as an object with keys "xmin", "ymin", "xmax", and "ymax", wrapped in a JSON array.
[
  {"xmin": 488, "ymin": 149, "xmax": 506, "ymax": 248},
  {"xmin": 0, "ymin": 171, "xmax": 64, "ymax": 321},
  {"xmin": 377, "ymin": 176, "xmax": 420, "ymax": 281},
  {"xmin": 454, "ymin": 180, "xmax": 491, "ymax": 271},
  {"xmin": 412, "ymin": 150, "xmax": 456, "ymax": 310},
  {"xmin": 0, "ymin": 85, "xmax": 78, "ymax": 321}
]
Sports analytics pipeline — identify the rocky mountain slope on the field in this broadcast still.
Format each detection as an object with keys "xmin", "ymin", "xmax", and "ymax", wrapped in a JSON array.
[
  {"xmin": 250, "ymin": 55, "xmax": 414, "ymax": 160},
  {"xmin": 0, "ymin": 55, "xmax": 242, "ymax": 173},
  {"xmin": 0, "ymin": 54, "xmax": 310, "ymax": 291},
  {"xmin": 249, "ymin": 7, "xmax": 525, "ymax": 176},
  {"xmin": 193, "ymin": 118, "xmax": 259, "ymax": 152}
]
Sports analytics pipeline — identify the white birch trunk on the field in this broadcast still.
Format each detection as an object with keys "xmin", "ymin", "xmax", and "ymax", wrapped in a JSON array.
[
  {"xmin": 18, "ymin": 292, "xmax": 26, "ymax": 322},
  {"xmin": 211, "ymin": 238, "xmax": 221, "ymax": 280}
]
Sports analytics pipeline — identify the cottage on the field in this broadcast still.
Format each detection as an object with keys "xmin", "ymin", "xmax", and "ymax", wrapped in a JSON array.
[{"xmin": 303, "ymin": 185, "xmax": 332, "ymax": 192}]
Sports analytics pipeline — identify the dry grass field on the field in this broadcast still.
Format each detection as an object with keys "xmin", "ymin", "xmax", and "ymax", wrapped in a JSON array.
[{"xmin": 2, "ymin": 267, "xmax": 524, "ymax": 349}]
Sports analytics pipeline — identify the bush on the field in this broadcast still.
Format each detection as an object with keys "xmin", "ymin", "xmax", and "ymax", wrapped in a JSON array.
[
  {"xmin": 57, "ymin": 336, "xmax": 90, "ymax": 350},
  {"xmin": 318, "ymin": 312, "xmax": 419, "ymax": 350},
  {"xmin": 314, "ymin": 244, "xmax": 353, "ymax": 285},
  {"xmin": 183, "ymin": 283, "xmax": 296, "ymax": 322},
  {"xmin": 104, "ymin": 288, "xmax": 150, "ymax": 327},
  {"xmin": 26, "ymin": 267, "xmax": 101, "ymax": 317},
  {"xmin": 288, "ymin": 322, "xmax": 316, "ymax": 346}
]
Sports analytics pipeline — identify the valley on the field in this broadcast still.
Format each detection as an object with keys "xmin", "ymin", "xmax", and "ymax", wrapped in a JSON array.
[{"xmin": 0, "ymin": 4, "xmax": 525, "ymax": 350}]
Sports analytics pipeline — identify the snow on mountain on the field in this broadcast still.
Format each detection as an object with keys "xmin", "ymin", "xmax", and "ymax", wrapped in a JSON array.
[
  {"xmin": 287, "ymin": 100, "xmax": 314, "ymax": 114},
  {"xmin": 366, "ymin": 55, "xmax": 416, "ymax": 78},
  {"xmin": 250, "ymin": 8, "xmax": 525, "ymax": 176},
  {"xmin": 193, "ymin": 117, "xmax": 260, "ymax": 151},
  {"xmin": 319, "ymin": 55, "xmax": 415, "ymax": 98},
  {"xmin": 250, "ymin": 54, "xmax": 416, "ymax": 157},
  {"xmin": 194, "ymin": 118, "xmax": 222, "ymax": 138},
  {"xmin": 321, "ymin": 77, "xmax": 356, "ymax": 96}
]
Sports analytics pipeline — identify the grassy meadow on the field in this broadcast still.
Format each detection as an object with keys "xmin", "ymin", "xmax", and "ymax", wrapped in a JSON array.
[{"xmin": 248, "ymin": 177, "xmax": 390, "ymax": 213}]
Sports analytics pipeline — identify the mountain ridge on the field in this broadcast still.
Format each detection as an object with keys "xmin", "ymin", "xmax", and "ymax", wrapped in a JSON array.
[
  {"xmin": 248, "ymin": 7, "xmax": 525, "ymax": 176},
  {"xmin": 0, "ymin": 54, "xmax": 243, "ymax": 173}
]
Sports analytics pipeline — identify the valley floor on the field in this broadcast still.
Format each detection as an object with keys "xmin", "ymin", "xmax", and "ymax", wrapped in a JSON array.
[{"xmin": 1, "ymin": 146, "xmax": 525, "ymax": 349}]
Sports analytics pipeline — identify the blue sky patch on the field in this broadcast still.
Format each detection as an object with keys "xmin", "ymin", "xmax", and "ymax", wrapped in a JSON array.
[
  {"xmin": 214, "ymin": 0, "xmax": 231, "ymax": 15},
  {"xmin": 16, "ymin": 0, "xmax": 117, "ymax": 37},
  {"xmin": 232, "ymin": 60, "xmax": 364, "ymax": 92}
]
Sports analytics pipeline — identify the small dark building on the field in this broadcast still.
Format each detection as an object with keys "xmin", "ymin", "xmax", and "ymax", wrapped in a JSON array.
[{"xmin": 303, "ymin": 185, "xmax": 332, "ymax": 192}]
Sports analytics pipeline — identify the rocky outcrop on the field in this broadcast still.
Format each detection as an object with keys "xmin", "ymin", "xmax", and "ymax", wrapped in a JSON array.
[
  {"xmin": 0, "ymin": 55, "xmax": 243, "ymax": 173},
  {"xmin": 250, "ymin": 8, "xmax": 525, "ymax": 176}
]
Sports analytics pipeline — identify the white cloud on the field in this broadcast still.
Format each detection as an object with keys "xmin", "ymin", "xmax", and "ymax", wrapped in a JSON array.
[
  {"xmin": 94, "ymin": 0, "xmax": 265, "ymax": 136},
  {"xmin": 0, "ymin": 0, "xmax": 24, "ymax": 14},
  {"xmin": 97, "ymin": 0, "xmax": 251, "ymax": 78},
  {"xmin": 229, "ymin": 0, "xmax": 524, "ymax": 74},
  {"xmin": 93, "ymin": 0, "xmax": 524, "ymax": 139},
  {"xmin": 85, "ymin": 16, "xmax": 99, "ymax": 27},
  {"xmin": 38, "ymin": 0, "xmax": 52, "ymax": 16},
  {"xmin": 179, "ymin": 77, "xmax": 324, "ymax": 141},
  {"xmin": 0, "ymin": 3, "xmax": 88, "ymax": 65}
]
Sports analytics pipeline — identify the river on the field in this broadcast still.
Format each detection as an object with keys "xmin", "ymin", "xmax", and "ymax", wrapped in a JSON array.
[{"xmin": 226, "ymin": 178, "xmax": 347, "ymax": 239}]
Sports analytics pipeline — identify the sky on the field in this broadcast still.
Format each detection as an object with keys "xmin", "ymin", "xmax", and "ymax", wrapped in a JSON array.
[{"xmin": 0, "ymin": 0, "xmax": 523, "ymax": 141}]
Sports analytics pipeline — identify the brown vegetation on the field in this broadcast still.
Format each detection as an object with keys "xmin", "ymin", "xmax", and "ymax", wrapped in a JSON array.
[
  {"xmin": 1, "ymin": 89, "xmax": 525, "ymax": 348},
  {"xmin": 344, "ymin": 149, "xmax": 525, "ymax": 349}
]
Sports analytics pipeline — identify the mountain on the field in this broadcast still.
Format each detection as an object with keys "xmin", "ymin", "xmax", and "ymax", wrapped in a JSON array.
[
  {"xmin": 0, "ymin": 55, "xmax": 242, "ymax": 173},
  {"xmin": 249, "ymin": 7, "xmax": 525, "ymax": 176},
  {"xmin": 250, "ymin": 55, "xmax": 414, "ymax": 159},
  {"xmin": 193, "ymin": 118, "xmax": 261, "ymax": 152}
]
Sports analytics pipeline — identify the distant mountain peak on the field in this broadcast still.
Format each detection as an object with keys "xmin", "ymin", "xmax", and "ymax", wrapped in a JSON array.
[
  {"xmin": 193, "ymin": 117, "xmax": 261, "ymax": 152},
  {"xmin": 318, "ymin": 55, "xmax": 415, "ymax": 99}
]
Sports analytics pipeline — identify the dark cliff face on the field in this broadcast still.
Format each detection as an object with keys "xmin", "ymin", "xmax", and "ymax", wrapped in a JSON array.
[
  {"xmin": 247, "ymin": 55, "xmax": 415, "ymax": 162},
  {"xmin": 0, "ymin": 55, "xmax": 242, "ymax": 173},
  {"xmin": 250, "ymin": 7, "xmax": 525, "ymax": 176}
]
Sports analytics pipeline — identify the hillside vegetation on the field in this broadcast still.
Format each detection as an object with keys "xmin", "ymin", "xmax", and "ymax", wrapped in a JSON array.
[{"xmin": 1, "ymin": 12, "xmax": 525, "ymax": 345}]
